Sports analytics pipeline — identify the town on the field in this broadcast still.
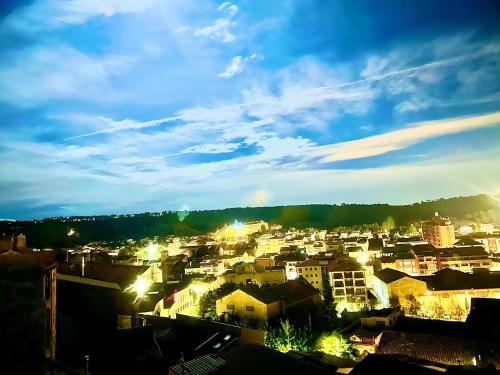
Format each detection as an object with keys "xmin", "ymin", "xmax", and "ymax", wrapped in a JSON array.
[{"xmin": 1, "ymin": 210, "xmax": 499, "ymax": 374}]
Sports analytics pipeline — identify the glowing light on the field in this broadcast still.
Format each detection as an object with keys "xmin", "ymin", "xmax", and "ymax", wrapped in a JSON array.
[
  {"xmin": 145, "ymin": 242, "xmax": 160, "ymax": 261},
  {"xmin": 125, "ymin": 276, "xmax": 151, "ymax": 303},
  {"xmin": 67, "ymin": 228, "xmax": 76, "ymax": 237},
  {"xmin": 358, "ymin": 252, "xmax": 369, "ymax": 264}
]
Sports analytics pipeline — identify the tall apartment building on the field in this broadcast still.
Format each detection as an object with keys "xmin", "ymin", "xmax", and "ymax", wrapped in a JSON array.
[
  {"xmin": 328, "ymin": 260, "xmax": 368, "ymax": 311},
  {"xmin": 422, "ymin": 212, "xmax": 456, "ymax": 248}
]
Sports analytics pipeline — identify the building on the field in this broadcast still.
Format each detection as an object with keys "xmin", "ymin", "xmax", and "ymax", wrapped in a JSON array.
[
  {"xmin": 436, "ymin": 246, "xmax": 491, "ymax": 272},
  {"xmin": 274, "ymin": 252, "xmax": 307, "ymax": 280},
  {"xmin": 216, "ymin": 279, "xmax": 321, "ymax": 322},
  {"xmin": 411, "ymin": 245, "xmax": 491, "ymax": 275},
  {"xmin": 296, "ymin": 259, "xmax": 328, "ymax": 290},
  {"xmin": 217, "ymin": 265, "xmax": 285, "ymax": 287},
  {"xmin": 373, "ymin": 268, "xmax": 428, "ymax": 310},
  {"xmin": 185, "ymin": 259, "xmax": 225, "ymax": 276},
  {"xmin": 360, "ymin": 308, "xmax": 401, "ymax": 329},
  {"xmin": 256, "ymin": 235, "xmax": 286, "ymax": 256},
  {"xmin": 254, "ymin": 253, "xmax": 276, "ymax": 271},
  {"xmin": 57, "ymin": 262, "xmax": 159, "ymax": 329},
  {"xmin": 328, "ymin": 260, "xmax": 368, "ymax": 311},
  {"xmin": 349, "ymin": 328, "xmax": 383, "ymax": 355},
  {"xmin": 169, "ymin": 343, "xmax": 334, "ymax": 375},
  {"xmin": 374, "ymin": 267, "xmax": 500, "ymax": 320},
  {"xmin": 421, "ymin": 212, "xmax": 455, "ymax": 248},
  {"xmin": 0, "ymin": 249, "xmax": 57, "ymax": 374},
  {"xmin": 471, "ymin": 234, "xmax": 500, "ymax": 254},
  {"xmin": 214, "ymin": 220, "xmax": 268, "ymax": 245}
]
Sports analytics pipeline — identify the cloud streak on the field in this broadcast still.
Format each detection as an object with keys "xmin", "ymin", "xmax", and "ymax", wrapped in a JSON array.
[{"xmin": 314, "ymin": 111, "xmax": 500, "ymax": 163}]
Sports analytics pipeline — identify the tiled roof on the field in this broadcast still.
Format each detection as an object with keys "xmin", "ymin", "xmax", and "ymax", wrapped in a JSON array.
[
  {"xmin": 58, "ymin": 262, "xmax": 149, "ymax": 289},
  {"xmin": 375, "ymin": 268, "xmax": 409, "ymax": 284},
  {"xmin": 415, "ymin": 269, "xmax": 500, "ymax": 291},
  {"xmin": 377, "ymin": 330, "xmax": 500, "ymax": 369},
  {"xmin": 234, "ymin": 279, "xmax": 320, "ymax": 306}
]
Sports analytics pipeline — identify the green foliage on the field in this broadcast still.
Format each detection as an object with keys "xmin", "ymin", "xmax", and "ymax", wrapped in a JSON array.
[
  {"xmin": 197, "ymin": 283, "xmax": 236, "ymax": 319},
  {"xmin": 1, "ymin": 195, "xmax": 495, "ymax": 248},
  {"xmin": 405, "ymin": 294, "xmax": 421, "ymax": 316},
  {"xmin": 322, "ymin": 273, "xmax": 333, "ymax": 307},
  {"xmin": 315, "ymin": 331, "xmax": 355, "ymax": 359},
  {"xmin": 265, "ymin": 320, "xmax": 316, "ymax": 353},
  {"xmin": 381, "ymin": 216, "xmax": 395, "ymax": 231}
]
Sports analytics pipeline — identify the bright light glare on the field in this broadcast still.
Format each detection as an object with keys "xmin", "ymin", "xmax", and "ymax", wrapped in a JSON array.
[
  {"xmin": 67, "ymin": 228, "xmax": 76, "ymax": 237},
  {"xmin": 145, "ymin": 242, "xmax": 159, "ymax": 261},
  {"xmin": 232, "ymin": 220, "xmax": 243, "ymax": 230},
  {"xmin": 125, "ymin": 277, "xmax": 151, "ymax": 303},
  {"xmin": 358, "ymin": 253, "xmax": 369, "ymax": 264}
]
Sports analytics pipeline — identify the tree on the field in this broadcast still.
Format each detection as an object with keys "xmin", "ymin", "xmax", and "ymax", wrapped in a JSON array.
[
  {"xmin": 198, "ymin": 283, "xmax": 236, "ymax": 319},
  {"xmin": 265, "ymin": 320, "xmax": 315, "ymax": 353},
  {"xmin": 405, "ymin": 294, "xmax": 421, "ymax": 316},
  {"xmin": 322, "ymin": 272, "xmax": 333, "ymax": 307},
  {"xmin": 315, "ymin": 331, "xmax": 355, "ymax": 359},
  {"xmin": 381, "ymin": 216, "xmax": 395, "ymax": 232}
]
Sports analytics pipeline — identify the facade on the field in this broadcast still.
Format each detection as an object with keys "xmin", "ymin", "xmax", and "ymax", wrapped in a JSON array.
[
  {"xmin": 0, "ymin": 250, "xmax": 57, "ymax": 374},
  {"xmin": 215, "ymin": 220, "xmax": 268, "ymax": 245},
  {"xmin": 421, "ymin": 212, "xmax": 455, "ymax": 248},
  {"xmin": 216, "ymin": 279, "xmax": 321, "ymax": 322},
  {"xmin": 216, "ymin": 288, "xmax": 281, "ymax": 322},
  {"xmin": 471, "ymin": 235, "xmax": 500, "ymax": 254},
  {"xmin": 217, "ymin": 267, "xmax": 285, "ymax": 287},
  {"xmin": 374, "ymin": 267, "xmax": 500, "ymax": 321},
  {"xmin": 360, "ymin": 308, "xmax": 401, "ymax": 329},
  {"xmin": 256, "ymin": 236, "xmax": 286, "ymax": 256},
  {"xmin": 296, "ymin": 259, "xmax": 327, "ymax": 290},
  {"xmin": 328, "ymin": 260, "xmax": 368, "ymax": 311}
]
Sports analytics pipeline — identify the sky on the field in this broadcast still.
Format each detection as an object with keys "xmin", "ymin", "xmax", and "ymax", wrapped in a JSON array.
[{"xmin": 0, "ymin": 0, "xmax": 500, "ymax": 219}]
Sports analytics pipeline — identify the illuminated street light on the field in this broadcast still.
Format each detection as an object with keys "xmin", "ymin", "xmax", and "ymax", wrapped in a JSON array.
[
  {"xmin": 125, "ymin": 276, "xmax": 151, "ymax": 303},
  {"xmin": 145, "ymin": 242, "xmax": 160, "ymax": 261}
]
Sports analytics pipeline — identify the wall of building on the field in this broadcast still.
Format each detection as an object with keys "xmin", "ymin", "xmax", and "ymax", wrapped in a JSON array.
[
  {"xmin": 216, "ymin": 289, "xmax": 280, "ymax": 321},
  {"xmin": 217, "ymin": 269, "xmax": 285, "ymax": 287}
]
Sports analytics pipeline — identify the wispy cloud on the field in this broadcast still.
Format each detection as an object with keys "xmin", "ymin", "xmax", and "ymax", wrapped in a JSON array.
[
  {"xmin": 314, "ymin": 111, "xmax": 500, "ymax": 163},
  {"xmin": 193, "ymin": 1, "xmax": 238, "ymax": 42},
  {"xmin": 218, "ymin": 53, "xmax": 260, "ymax": 78}
]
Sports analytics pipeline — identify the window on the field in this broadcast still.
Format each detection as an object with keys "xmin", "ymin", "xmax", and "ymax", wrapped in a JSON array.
[
  {"xmin": 227, "ymin": 304, "xmax": 234, "ymax": 310},
  {"xmin": 246, "ymin": 305, "xmax": 255, "ymax": 312}
]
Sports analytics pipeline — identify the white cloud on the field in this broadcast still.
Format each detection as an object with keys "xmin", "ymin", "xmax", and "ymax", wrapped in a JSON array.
[
  {"xmin": 0, "ymin": 45, "xmax": 135, "ymax": 106},
  {"xmin": 314, "ymin": 111, "xmax": 500, "ymax": 163},
  {"xmin": 218, "ymin": 54, "xmax": 260, "ymax": 78},
  {"xmin": 53, "ymin": 0, "xmax": 158, "ymax": 24},
  {"xmin": 193, "ymin": 1, "xmax": 238, "ymax": 42}
]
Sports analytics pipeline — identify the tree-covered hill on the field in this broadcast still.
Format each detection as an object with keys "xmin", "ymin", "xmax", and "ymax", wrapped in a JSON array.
[{"xmin": 1, "ymin": 194, "xmax": 498, "ymax": 248}]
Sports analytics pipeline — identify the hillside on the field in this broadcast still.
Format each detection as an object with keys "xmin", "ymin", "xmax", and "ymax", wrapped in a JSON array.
[{"xmin": 0, "ymin": 194, "xmax": 498, "ymax": 248}]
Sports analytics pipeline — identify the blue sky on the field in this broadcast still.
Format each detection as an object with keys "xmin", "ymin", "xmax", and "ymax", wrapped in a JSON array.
[{"xmin": 0, "ymin": 0, "xmax": 500, "ymax": 219}]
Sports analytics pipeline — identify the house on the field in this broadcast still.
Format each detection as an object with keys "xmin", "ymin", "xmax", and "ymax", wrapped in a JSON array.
[
  {"xmin": 360, "ymin": 308, "xmax": 401, "ymax": 329},
  {"xmin": 217, "ymin": 265, "xmax": 285, "ymax": 287},
  {"xmin": 374, "ymin": 267, "xmax": 500, "ymax": 320},
  {"xmin": 216, "ymin": 279, "xmax": 321, "ymax": 322},
  {"xmin": 349, "ymin": 327, "xmax": 383, "ymax": 355},
  {"xmin": 274, "ymin": 252, "xmax": 307, "ymax": 280},
  {"xmin": 373, "ymin": 268, "xmax": 427, "ymax": 309}
]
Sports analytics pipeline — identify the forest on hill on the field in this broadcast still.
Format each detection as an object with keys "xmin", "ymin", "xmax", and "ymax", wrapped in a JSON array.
[{"xmin": 0, "ymin": 194, "xmax": 497, "ymax": 248}]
